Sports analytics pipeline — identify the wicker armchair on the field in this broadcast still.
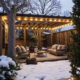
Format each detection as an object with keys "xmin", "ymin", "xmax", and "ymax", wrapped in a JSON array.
[{"xmin": 15, "ymin": 45, "xmax": 30, "ymax": 59}]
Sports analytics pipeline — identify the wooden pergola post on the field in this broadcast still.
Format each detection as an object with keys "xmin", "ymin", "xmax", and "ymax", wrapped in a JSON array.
[
  {"xmin": 24, "ymin": 27, "xmax": 26, "ymax": 47},
  {"xmin": 38, "ymin": 28, "xmax": 41, "ymax": 49},
  {"xmin": 0, "ymin": 16, "xmax": 2, "ymax": 55},
  {"xmin": 51, "ymin": 28, "xmax": 54, "ymax": 46}
]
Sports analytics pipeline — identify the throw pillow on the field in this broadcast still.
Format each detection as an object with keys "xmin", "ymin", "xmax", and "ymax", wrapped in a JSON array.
[
  {"xmin": 57, "ymin": 45, "xmax": 62, "ymax": 49},
  {"xmin": 16, "ymin": 45, "xmax": 22, "ymax": 53},
  {"xmin": 21, "ymin": 46, "xmax": 26, "ymax": 53},
  {"xmin": 62, "ymin": 45, "xmax": 67, "ymax": 49}
]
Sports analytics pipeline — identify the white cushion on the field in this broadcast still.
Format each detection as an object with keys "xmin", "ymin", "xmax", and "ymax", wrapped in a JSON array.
[
  {"xmin": 52, "ymin": 45, "xmax": 57, "ymax": 49},
  {"xmin": 21, "ymin": 46, "xmax": 26, "ymax": 52},
  {"xmin": 57, "ymin": 45, "xmax": 62, "ymax": 49}
]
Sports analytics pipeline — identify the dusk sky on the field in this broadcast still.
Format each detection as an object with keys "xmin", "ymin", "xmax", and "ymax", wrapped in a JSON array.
[{"xmin": 59, "ymin": 0, "xmax": 74, "ymax": 13}]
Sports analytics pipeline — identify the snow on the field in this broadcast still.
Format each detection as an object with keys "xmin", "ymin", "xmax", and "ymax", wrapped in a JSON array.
[
  {"xmin": 15, "ymin": 60, "xmax": 71, "ymax": 80},
  {"xmin": 26, "ymin": 46, "xmax": 47, "ymax": 51},
  {"xmin": 54, "ymin": 25, "xmax": 75, "ymax": 33},
  {"xmin": 0, "ymin": 74, "xmax": 5, "ymax": 80},
  {"xmin": 43, "ymin": 32, "xmax": 51, "ymax": 35},
  {"xmin": 0, "ymin": 56, "xmax": 16, "ymax": 68}
]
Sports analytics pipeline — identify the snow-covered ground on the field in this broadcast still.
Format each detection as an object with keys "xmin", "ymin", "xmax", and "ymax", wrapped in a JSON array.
[{"xmin": 15, "ymin": 60, "xmax": 71, "ymax": 80}]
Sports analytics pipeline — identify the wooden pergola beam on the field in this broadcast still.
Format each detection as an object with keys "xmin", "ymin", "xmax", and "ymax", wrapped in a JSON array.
[
  {"xmin": 51, "ymin": 28, "xmax": 54, "ymax": 46},
  {"xmin": 38, "ymin": 28, "xmax": 41, "ymax": 49},
  {"xmin": 24, "ymin": 27, "xmax": 26, "ymax": 47}
]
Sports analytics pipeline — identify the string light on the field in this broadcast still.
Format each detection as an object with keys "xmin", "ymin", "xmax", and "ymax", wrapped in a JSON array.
[
  {"xmin": 30, "ymin": 18, "xmax": 33, "ymax": 21},
  {"xmin": 40, "ymin": 19, "xmax": 42, "ymax": 21},
  {"xmin": 54, "ymin": 19, "xmax": 56, "ymax": 21},
  {"xmin": 59, "ymin": 19, "xmax": 61, "ymax": 22},
  {"xmin": 36, "ymin": 18, "xmax": 37, "ymax": 21},
  {"xmin": 17, "ymin": 27, "xmax": 19, "ymax": 29},
  {"xmin": 25, "ymin": 18, "xmax": 27, "ymax": 20},
  {"xmin": 4, "ymin": 17, "xmax": 7, "ymax": 20},
  {"xmin": 20, "ymin": 27, "xmax": 22, "ymax": 29},
  {"xmin": 18, "ymin": 17, "xmax": 21, "ymax": 20},
  {"xmin": 26, "ymin": 28, "xmax": 28, "ymax": 29},
  {"xmin": 50, "ymin": 19, "xmax": 52, "ymax": 21}
]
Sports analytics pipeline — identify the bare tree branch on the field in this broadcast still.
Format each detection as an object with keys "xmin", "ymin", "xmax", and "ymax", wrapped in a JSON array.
[
  {"xmin": 16, "ymin": 0, "xmax": 26, "ymax": 12},
  {"xmin": 30, "ymin": 0, "xmax": 61, "ymax": 15},
  {"xmin": 0, "ymin": 0, "xmax": 9, "ymax": 13}
]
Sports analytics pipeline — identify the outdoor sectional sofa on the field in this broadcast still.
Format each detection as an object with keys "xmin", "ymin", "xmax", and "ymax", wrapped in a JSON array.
[{"xmin": 47, "ymin": 44, "xmax": 67, "ymax": 56}]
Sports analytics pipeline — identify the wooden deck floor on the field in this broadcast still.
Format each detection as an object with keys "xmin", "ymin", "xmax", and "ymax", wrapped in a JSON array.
[{"xmin": 19, "ymin": 52, "xmax": 68, "ymax": 62}]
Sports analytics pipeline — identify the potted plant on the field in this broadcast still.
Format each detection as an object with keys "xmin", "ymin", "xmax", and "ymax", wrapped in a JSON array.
[
  {"xmin": 29, "ymin": 42, "xmax": 34, "ymax": 52},
  {"xmin": 29, "ymin": 29, "xmax": 45, "ymax": 49}
]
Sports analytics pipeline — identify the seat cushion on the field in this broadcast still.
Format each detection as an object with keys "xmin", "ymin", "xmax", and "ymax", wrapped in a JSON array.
[
  {"xmin": 16, "ymin": 45, "xmax": 22, "ymax": 53},
  {"xmin": 21, "ymin": 46, "xmax": 26, "ymax": 53},
  {"xmin": 20, "ymin": 52, "xmax": 29, "ymax": 58},
  {"xmin": 47, "ymin": 49, "xmax": 56, "ymax": 52},
  {"xmin": 57, "ymin": 45, "xmax": 62, "ymax": 49}
]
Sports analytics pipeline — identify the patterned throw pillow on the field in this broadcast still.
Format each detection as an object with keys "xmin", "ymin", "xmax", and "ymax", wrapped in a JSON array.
[
  {"xmin": 21, "ymin": 46, "xmax": 26, "ymax": 53},
  {"xmin": 57, "ymin": 45, "xmax": 62, "ymax": 49}
]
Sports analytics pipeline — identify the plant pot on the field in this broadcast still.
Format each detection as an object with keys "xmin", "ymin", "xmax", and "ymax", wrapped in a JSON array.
[{"xmin": 29, "ymin": 47, "xmax": 34, "ymax": 52}]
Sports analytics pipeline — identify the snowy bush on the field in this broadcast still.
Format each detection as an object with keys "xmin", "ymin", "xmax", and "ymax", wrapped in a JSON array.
[{"xmin": 0, "ymin": 56, "xmax": 17, "ymax": 80}]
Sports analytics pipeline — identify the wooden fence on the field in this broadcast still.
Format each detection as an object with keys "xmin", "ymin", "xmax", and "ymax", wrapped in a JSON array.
[{"xmin": 53, "ymin": 29, "xmax": 77, "ymax": 50}]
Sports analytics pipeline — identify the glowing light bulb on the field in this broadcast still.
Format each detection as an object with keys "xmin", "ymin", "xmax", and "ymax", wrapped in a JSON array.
[
  {"xmin": 59, "ymin": 20, "xmax": 61, "ymax": 22},
  {"xmin": 40, "ymin": 19, "xmax": 42, "ymax": 21},
  {"xmin": 36, "ymin": 18, "xmax": 37, "ymax": 21},
  {"xmin": 55, "ymin": 19, "xmax": 56, "ymax": 21},
  {"xmin": 25, "ymin": 18, "xmax": 27, "ymax": 20},
  {"xmin": 50, "ymin": 19, "xmax": 52, "ymax": 21},
  {"xmin": 30, "ymin": 18, "xmax": 33, "ymax": 21},
  {"xmin": 18, "ymin": 17, "xmax": 21, "ymax": 20},
  {"xmin": 4, "ymin": 17, "xmax": 7, "ymax": 20}
]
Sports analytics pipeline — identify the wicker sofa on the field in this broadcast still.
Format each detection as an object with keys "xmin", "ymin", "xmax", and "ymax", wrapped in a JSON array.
[
  {"xmin": 47, "ymin": 44, "xmax": 67, "ymax": 56},
  {"xmin": 15, "ymin": 45, "xmax": 30, "ymax": 59}
]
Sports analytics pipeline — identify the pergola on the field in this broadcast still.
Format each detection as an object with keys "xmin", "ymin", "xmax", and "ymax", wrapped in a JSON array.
[{"xmin": 1, "ymin": 13, "xmax": 72, "ymax": 51}]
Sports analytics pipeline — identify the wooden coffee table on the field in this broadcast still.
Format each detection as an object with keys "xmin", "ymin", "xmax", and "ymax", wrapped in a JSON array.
[{"xmin": 37, "ymin": 51, "xmax": 47, "ymax": 57}]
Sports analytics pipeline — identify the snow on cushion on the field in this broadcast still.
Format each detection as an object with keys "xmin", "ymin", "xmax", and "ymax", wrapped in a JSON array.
[
  {"xmin": 52, "ymin": 45, "xmax": 57, "ymax": 49},
  {"xmin": 57, "ymin": 45, "xmax": 62, "ymax": 49},
  {"xmin": 21, "ymin": 46, "xmax": 26, "ymax": 53}
]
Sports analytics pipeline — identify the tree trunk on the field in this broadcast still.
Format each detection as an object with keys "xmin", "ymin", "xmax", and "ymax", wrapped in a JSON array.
[
  {"xmin": 8, "ymin": 13, "xmax": 15, "ymax": 58},
  {"xmin": 78, "ymin": 26, "xmax": 80, "ymax": 49}
]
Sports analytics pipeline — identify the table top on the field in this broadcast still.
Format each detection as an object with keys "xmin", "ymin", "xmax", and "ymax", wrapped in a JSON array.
[{"xmin": 37, "ymin": 50, "xmax": 46, "ymax": 53}]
